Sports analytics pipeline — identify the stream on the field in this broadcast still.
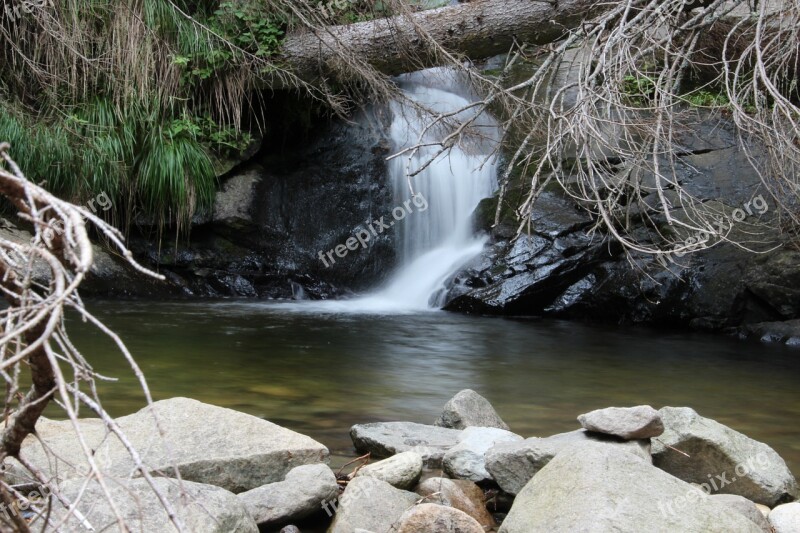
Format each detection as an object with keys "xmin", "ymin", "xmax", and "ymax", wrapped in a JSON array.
[{"xmin": 68, "ymin": 300, "xmax": 800, "ymax": 475}]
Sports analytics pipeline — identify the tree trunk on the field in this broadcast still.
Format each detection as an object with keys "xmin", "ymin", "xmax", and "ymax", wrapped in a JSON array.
[{"xmin": 278, "ymin": 0, "xmax": 606, "ymax": 84}]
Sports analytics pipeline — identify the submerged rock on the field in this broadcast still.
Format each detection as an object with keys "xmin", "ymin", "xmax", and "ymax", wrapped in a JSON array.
[
  {"xmin": 443, "ymin": 426, "xmax": 523, "ymax": 482},
  {"xmin": 353, "ymin": 451, "xmax": 423, "ymax": 490},
  {"xmin": 652, "ymin": 407, "xmax": 798, "ymax": 506},
  {"xmin": 48, "ymin": 477, "xmax": 258, "ymax": 533},
  {"xmin": 499, "ymin": 442, "xmax": 763, "ymax": 533},
  {"xmin": 350, "ymin": 421, "xmax": 462, "ymax": 467},
  {"xmin": 9, "ymin": 398, "xmax": 329, "ymax": 493},
  {"xmin": 434, "ymin": 389, "xmax": 510, "ymax": 431},
  {"xmin": 237, "ymin": 463, "xmax": 338, "ymax": 528},
  {"xmin": 577, "ymin": 405, "xmax": 664, "ymax": 439},
  {"xmin": 327, "ymin": 477, "xmax": 417, "ymax": 533},
  {"xmin": 485, "ymin": 429, "xmax": 651, "ymax": 495}
]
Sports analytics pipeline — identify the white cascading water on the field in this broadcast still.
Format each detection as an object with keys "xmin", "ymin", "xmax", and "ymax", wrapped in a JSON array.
[
  {"xmin": 274, "ymin": 68, "xmax": 498, "ymax": 313},
  {"xmin": 351, "ymin": 69, "xmax": 499, "ymax": 311}
]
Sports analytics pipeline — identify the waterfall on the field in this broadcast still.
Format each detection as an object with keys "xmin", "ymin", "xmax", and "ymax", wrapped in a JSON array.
[
  {"xmin": 273, "ymin": 68, "xmax": 498, "ymax": 314},
  {"xmin": 353, "ymin": 69, "xmax": 499, "ymax": 311}
]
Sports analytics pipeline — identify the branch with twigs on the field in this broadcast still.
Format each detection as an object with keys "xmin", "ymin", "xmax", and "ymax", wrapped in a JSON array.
[{"xmin": 0, "ymin": 142, "xmax": 192, "ymax": 532}]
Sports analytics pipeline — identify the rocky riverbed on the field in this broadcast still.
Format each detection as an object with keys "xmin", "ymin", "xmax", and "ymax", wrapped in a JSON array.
[{"xmin": 6, "ymin": 391, "xmax": 799, "ymax": 532}]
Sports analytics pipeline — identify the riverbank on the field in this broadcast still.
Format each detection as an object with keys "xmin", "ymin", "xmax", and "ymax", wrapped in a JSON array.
[{"xmin": 10, "ymin": 392, "xmax": 798, "ymax": 532}]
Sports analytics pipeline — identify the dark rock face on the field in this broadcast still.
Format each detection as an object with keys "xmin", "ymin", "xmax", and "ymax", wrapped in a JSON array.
[
  {"xmin": 126, "ymin": 106, "xmax": 397, "ymax": 299},
  {"xmin": 444, "ymin": 116, "xmax": 799, "ymax": 330}
]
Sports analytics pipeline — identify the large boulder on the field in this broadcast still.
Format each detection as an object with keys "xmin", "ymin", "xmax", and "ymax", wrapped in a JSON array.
[
  {"xmin": 353, "ymin": 451, "xmax": 423, "ymax": 490},
  {"xmin": 416, "ymin": 477, "xmax": 496, "ymax": 531},
  {"xmin": 485, "ymin": 429, "xmax": 651, "ymax": 495},
  {"xmin": 237, "ymin": 464, "xmax": 338, "ymax": 528},
  {"xmin": 10, "ymin": 398, "xmax": 329, "ymax": 493},
  {"xmin": 652, "ymin": 407, "xmax": 798, "ymax": 506},
  {"xmin": 350, "ymin": 421, "xmax": 462, "ymax": 468},
  {"xmin": 769, "ymin": 502, "xmax": 800, "ymax": 533},
  {"xmin": 394, "ymin": 503, "xmax": 484, "ymax": 533},
  {"xmin": 46, "ymin": 477, "xmax": 257, "ymax": 533},
  {"xmin": 328, "ymin": 476, "xmax": 417, "ymax": 533},
  {"xmin": 443, "ymin": 426, "xmax": 523, "ymax": 482},
  {"xmin": 499, "ymin": 442, "xmax": 763, "ymax": 533},
  {"xmin": 578, "ymin": 405, "xmax": 664, "ymax": 439},
  {"xmin": 434, "ymin": 389, "xmax": 510, "ymax": 431}
]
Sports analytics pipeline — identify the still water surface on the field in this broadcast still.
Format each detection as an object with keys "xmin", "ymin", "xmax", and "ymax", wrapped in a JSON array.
[{"xmin": 66, "ymin": 300, "xmax": 800, "ymax": 474}]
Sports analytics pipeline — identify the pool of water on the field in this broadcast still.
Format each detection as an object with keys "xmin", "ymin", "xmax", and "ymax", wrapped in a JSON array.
[{"xmin": 64, "ymin": 299, "xmax": 800, "ymax": 475}]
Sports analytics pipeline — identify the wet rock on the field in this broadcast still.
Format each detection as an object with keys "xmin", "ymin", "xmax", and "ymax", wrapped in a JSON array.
[
  {"xmin": 237, "ymin": 464, "xmax": 338, "ymax": 528},
  {"xmin": 443, "ymin": 426, "xmax": 523, "ymax": 482},
  {"xmin": 652, "ymin": 407, "xmax": 798, "ymax": 506},
  {"xmin": 738, "ymin": 319, "xmax": 800, "ymax": 346},
  {"xmin": 394, "ymin": 503, "xmax": 484, "ymax": 533},
  {"xmin": 485, "ymin": 429, "xmax": 651, "ymax": 495},
  {"xmin": 48, "ymin": 477, "xmax": 257, "ymax": 533},
  {"xmin": 578, "ymin": 405, "xmax": 664, "ymax": 439},
  {"xmin": 9, "ymin": 398, "xmax": 329, "ymax": 493},
  {"xmin": 769, "ymin": 502, "xmax": 800, "ymax": 533},
  {"xmin": 499, "ymin": 442, "xmax": 763, "ymax": 533},
  {"xmin": 416, "ymin": 477, "xmax": 496, "ymax": 530},
  {"xmin": 708, "ymin": 494, "xmax": 772, "ymax": 532},
  {"xmin": 350, "ymin": 422, "xmax": 462, "ymax": 468},
  {"xmin": 434, "ymin": 389, "xmax": 510, "ymax": 430},
  {"xmin": 353, "ymin": 451, "xmax": 423, "ymax": 490},
  {"xmin": 327, "ymin": 477, "xmax": 417, "ymax": 533},
  {"xmin": 444, "ymin": 117, "xmax": 800, "ymax": 330}
]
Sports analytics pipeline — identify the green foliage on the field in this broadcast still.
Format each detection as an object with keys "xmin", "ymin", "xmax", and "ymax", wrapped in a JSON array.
[
  {"xmin": 684, "ymin": 88, "xmax": 731, "ymax": 108},
  {"xmin": 621, "ymin": 74, "xmax": 657, "ymax": 106},
  {"xmin": 0, "ymin": 0, "xmax": 269, "ymax": 231},
  {"xmin": 0, "ymin": 98, "xmax": 227, "ymax": 227}
]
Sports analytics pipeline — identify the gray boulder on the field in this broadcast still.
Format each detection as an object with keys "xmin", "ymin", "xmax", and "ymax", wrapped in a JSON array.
[
  {"xmin": 350, "ymin": 421, "xmax": 462, "ymax": 468},
  {"xmin": 499, "ymin": 442, "xmax": 763, "ymax": 533},
  {"xmin": 769, "ymin": 502, "xmax": 800, "ymax": 533},
  {"xmin": 709, "ymin": 494, "xmax": 773, "ymax": 532},
  {"xmin": 485, "ymin": 429, "xmax": 651, "ymax": 494},
  {"xmin": 652, "ymin": 407, "xmax": 798, "ymax": 506},
  {"xmin": 353, "ymin": 451, "xmax": 423, "ymax": 490},
  {"xmin": 213, "ymin": 166, "xmax": 263, "ymax": 228},
  {"xmin": 46, "ymin": 477, "xmax": 257, "ymax": 533},
  {"xmin": 237, "ymin": 463, "xmax": 338, "ymax": 528},
  {"xmin": 578, "ymin": 405, "xmax": 664, "ymax": 439},
  {"xmin": 434, "ymin": 389, "xmax": 510, "ymax": 430},
  {"xmin": 443, "ymin": 426, "xmax": 523, "ymax": 482},
  {"xmin": 416, "ymin": 477, "xmax": 496, "ymax": 531},
  {"xmin": 10, "ymin": 398, "xmax": 328, "ymax": 493},
  {"xmin": 328, "ymin": 476, "xmax": 417, "ymax": 533},
  {"xmin": 395, "ymin": 503, "xmax": 484, "ymax": 533}
]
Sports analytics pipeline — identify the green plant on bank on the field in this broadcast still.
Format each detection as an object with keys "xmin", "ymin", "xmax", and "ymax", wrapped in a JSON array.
[
  {"xmin": 0, "ymin": 99, "xmax": 223, "ymax": 229},
  {"xmin": 0, "ymin": 0, "xmax": 279, "ymax": 232}
]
